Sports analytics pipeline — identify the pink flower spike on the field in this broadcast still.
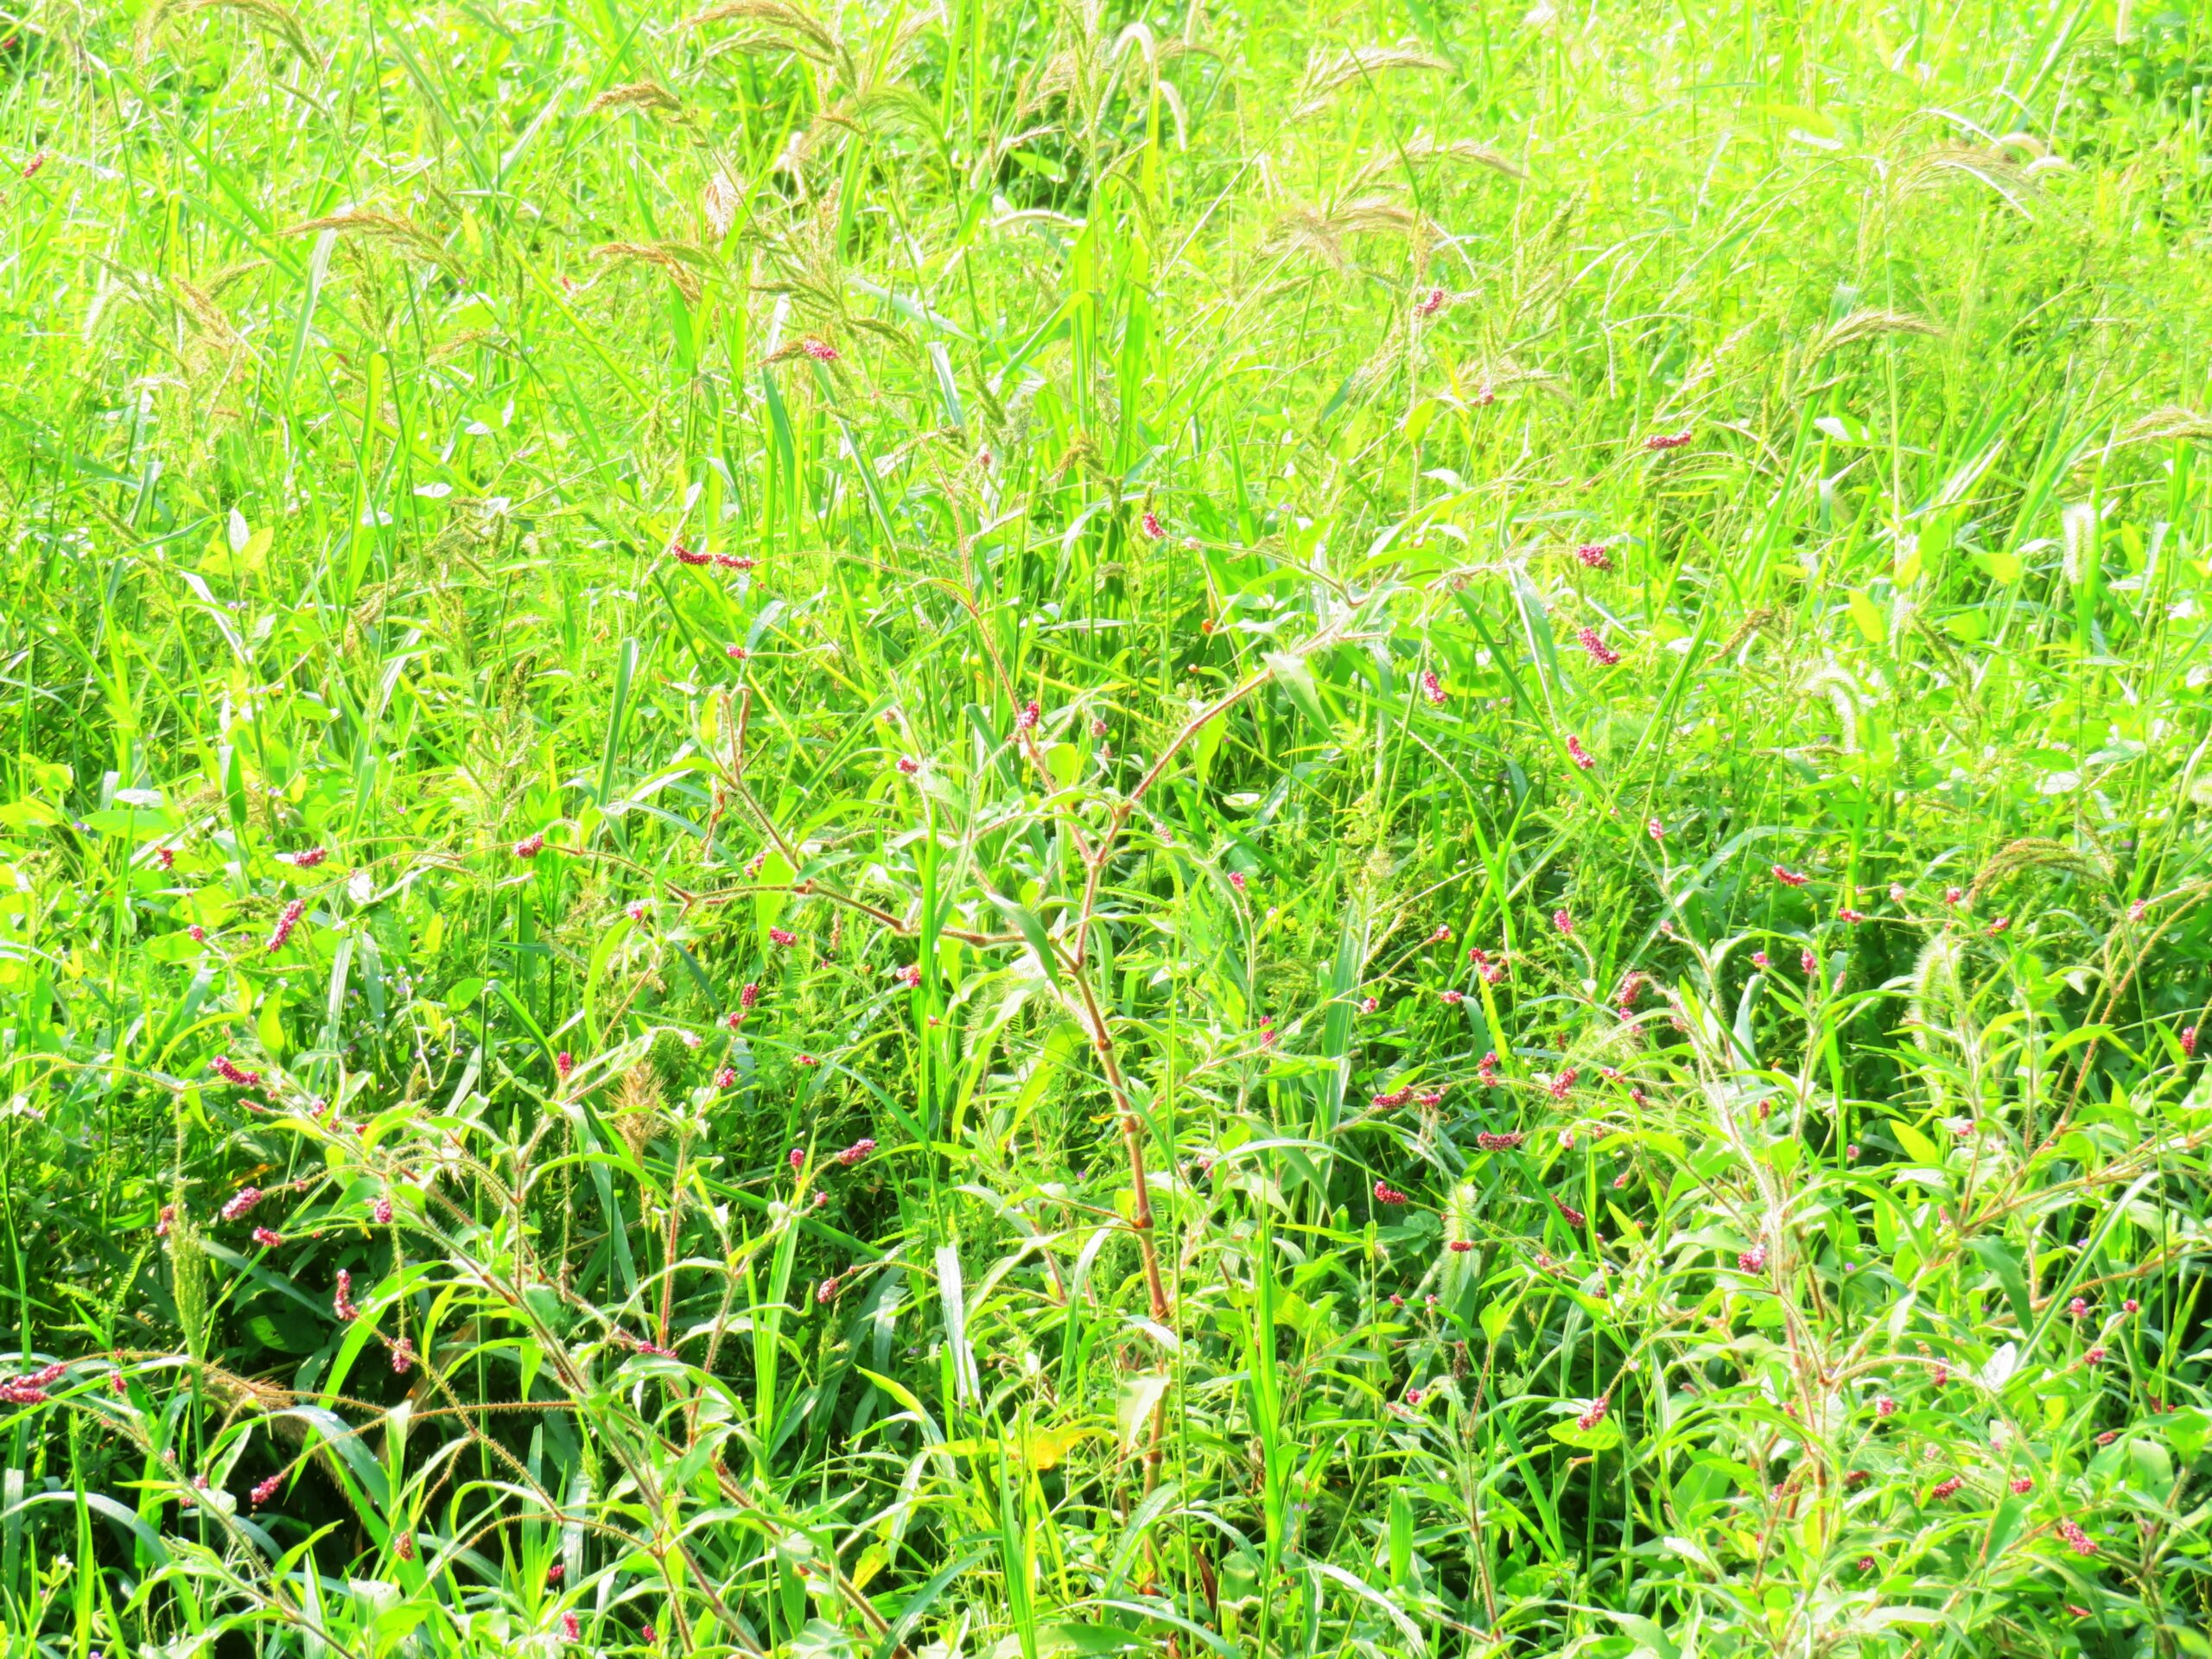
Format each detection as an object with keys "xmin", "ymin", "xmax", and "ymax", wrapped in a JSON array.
[
  {"xmin": 1015, "ymin": 700, "xmax": 1040, "ymax": 732},
  {"xmin": 1420, "ymin": 669, "xmax": 1447, "ymax": 706},
  {"xmin": 1929, "ymin": 1476, "xmax": 1963, "ymax": 1500},
  {"xmin": 1800, "ymin": 947, "xmax": 1817, "ymax": 975},
  {"xmin": 561, "ymin": 1610, "xmax": 582, "ymax": 1641},
  {"xmin": 714, "ymin": 1065, "xmax": 737, "ymax": 1088},
  {"xmin": 1573, "ymin": 542, "xmax": 1613, "ymax": 570},
  {"xmin": 896, "ymin": 754, "xmax": 920, "ymax": 775},
  {"xmin": 251, "ymin": 1473, "xmax": 280, "ymax": 1507},
  {"xmin": 1944, "ymin": 886, "xmax": 1964, "ymax": 907},
  {"xmin": 1413, "ymin": 284, "xmax": 1445, "ymax": 316},
  {"xmin": 2057, "ymin": 1518, "xmax": 2094, "ymax": 1556},
  {"xmin": 251, "ymin": 1226, "xmax": 282, "ymax": 1249},
  {"xmin": 1440, "ymin": 988, "xmax": 1464, "ymax": 1005},
  {"xmin": 334, "ymin": 1269, "xmax": 359, "ymax": 1322},
  {"xmin": 894, "ymin": 963, "xmax": 923, "ymax": 988},
  {"xmin": 265, "ymin": 898, "xmax": 306, "ymax": 952},
  {"xmin": 2183, "ymin": 1027, "xmax": 2198, "ymax": 1058},
  {"xmin": 1737, "ymin": 1244, "xmax": 1767, "ymax": 1272},
  {"xmin": 835, "ymin": 1137, "xmax": 875, "ymax": 1166},
  {"xmin": 1840, "ymin": 907, "xmax": 1866, "ymax": 923},
  {"xmin": 2011, "ymin": 1477, "xmax": 2033, "ymax": 1494},
  {"xmin": 800, "ymin": 336, "xmax": 838, "ymax": 362},
  {"xmin": 1141, "ymin": 510, "xmax": 1165, "ymax": 540},
  {"xmin": 188, "ymin": 924, "xmax": 207, "ymax": 942},
  {"xmin": 726, "ymin": 643, "xmax": 750, "ymax": 661},
  {"xmin": 1647, "ymin": 817, "xmax": 1665, "ymax": 842},
  {"xmin": 1553, "ymin": 907, "xmax": 1573, "ymax": 937},
  {"xmin": 374, "ymin": 1196, "xmax": 393, "ymax": 1224},
  {"xmin": 626, "ymin": 900, "xmax": 648, "ymax": 922},
  {"xmin": 788, "ymin": 1147, "xmax": 805, "ymax": 1173},
  {"xmin": 155, "ymin": 846, "xmax": 175, "ymax": 871},
  {"xmin": 1547, "ymin": 1068, "xmax": 1576, "ymax": 1100},
  {"xmin": 2124, "ymin": 1298, "xmax": 2139, "ymax": 1313},
  {"xmin": 1431, "ymin": 924, "xmax": 1452, "ymax": 943},
  {"xmin": 1574, "ymin": 626, "xmax": 1621, "ymax": 666},
  {"xmin": 2128, "ymin": 898, "xmax": 2149, "ymax": 922},
  {"xmin": 1565, "ymin": 735, "xmax": 1596, "ymax": 771},
  {"xmin": 1643, "ymin": 429, "xmax": 1693, "ymax": 451},
  {"xmin": 1477, "ymin": 1052, "xmax": 1501, "ymax": 1088},
  {"xmin": 2069, "ymin": 1296, "xmax": 2088, "ymax": 1319},
  {"xmin": 1359, "ymin": 996, "xmax": 1379, "ymax": 1015},
  {"xmin": 741, "ymin": 982, "xmax": 760, "ymax": 1008},
  {"xmin": 221, "ymin": 1186, "xmax": 263, "ymax": 1222},
  {"xmin": 278, "ymin": 847, "xmax": 329, "ymax": 869},
  {"xmin": 1771, "ymin": 864, "xmax": 1809, "ymax": 887},
  {"xmin": 671, "ymin": 540, "xmax": 710, "ymax": 566},
  {"xmin": 1751, "ymin": 950, "xmax": 1770, "ymax": 969},
  {"xmin": 1576, "ymin": 1395, "xmax": 1609, "ymax": 1431},
  {"xmin": 1372, "ymin": 1180, "xmax": 1408, "ymax": 1205},
  {"xmin": 391, "ymin": 1338, "xmax": 416, "ymax": 1376},
  {"xmin": 768, "ymin": 927, "xmax": 798, "ymax": 947},
  {"xmin": 514, "ymin": 832, "xmax": 545, "ymax": 858},
  {"xmin": 1229, "ymin": 872, "xmax": 1247, "ymax": 892},
  {"xmin": 556, "ymin": 1051, "xmax": 574, "ymax": 1078},
  {"xmin": 1986, "ymin": 916, "xmax": 2011, "ymax": 937},
  {"xmin": 1874, "ymin": 1395, "xmax": 1897, "ymax": 1418}
]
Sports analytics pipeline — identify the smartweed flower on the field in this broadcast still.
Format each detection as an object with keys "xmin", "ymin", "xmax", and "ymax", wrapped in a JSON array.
[{"xmin": 1574, "ymin": 626, "xmax": 1620, "ymax": 666}]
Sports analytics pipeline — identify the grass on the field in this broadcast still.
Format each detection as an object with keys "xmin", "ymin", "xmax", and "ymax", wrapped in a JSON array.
[{"xmin": 2, "ymin": 0, "xmax": 2212, "ymax": 1652}]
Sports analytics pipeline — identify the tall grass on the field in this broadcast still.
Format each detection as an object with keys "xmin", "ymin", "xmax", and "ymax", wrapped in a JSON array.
[{"xmin": 1, "ymin": 0, "xmax": 2210, "ymax": 1653}]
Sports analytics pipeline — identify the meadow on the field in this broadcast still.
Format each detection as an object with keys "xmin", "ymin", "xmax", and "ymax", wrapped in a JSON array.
[{"xmin": 2, "ymin": 0, "xmax": 2211, "ymax": 1652}]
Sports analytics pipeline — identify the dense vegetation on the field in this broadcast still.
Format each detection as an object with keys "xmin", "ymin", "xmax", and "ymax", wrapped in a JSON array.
[{"xmin": 3, "ymin": 0, "xmax": 2212, "ymax": 1652}]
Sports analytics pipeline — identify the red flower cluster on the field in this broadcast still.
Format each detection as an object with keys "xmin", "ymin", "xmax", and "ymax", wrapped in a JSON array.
[
  {"xmin": 1574, "ymin": 627, "xmax": 1620, "ymax": 666},
  {"xmin": 220, "ymin": 1187, "xmax": 263, "ymax": 1222},
  {"xmin": 266, "ymin": 899, "xmax": 306, "ymax": 952}
]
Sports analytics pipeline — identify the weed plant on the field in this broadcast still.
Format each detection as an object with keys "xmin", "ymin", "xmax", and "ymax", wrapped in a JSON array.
[{"xmin": 2, "ymin": 0, "xmax": 2211, "ymax": 1654}]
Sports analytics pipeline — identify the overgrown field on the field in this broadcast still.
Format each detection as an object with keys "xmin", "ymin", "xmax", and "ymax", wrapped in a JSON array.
[{"xmin": 3, "ymin": 0, "xmax": 2212, "ymax": 1652}]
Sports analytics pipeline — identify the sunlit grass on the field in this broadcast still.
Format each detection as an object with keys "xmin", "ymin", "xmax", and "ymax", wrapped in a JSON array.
[{"xmin": 2, "ymin": 0, "xmax": 2210, "ymax": 1654}]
